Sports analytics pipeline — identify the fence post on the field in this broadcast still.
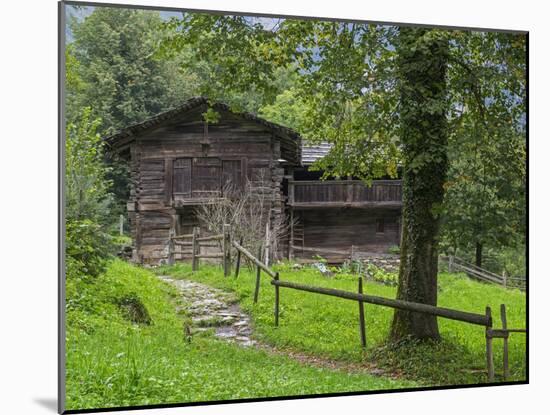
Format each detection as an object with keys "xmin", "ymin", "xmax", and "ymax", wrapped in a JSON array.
[
  {"xmin": 501, "ymin": 304, "xmax": 510, "ymax": 380},
  {"xmin": 234, "ymin": 236, "xmax": 243, "ymax": 278},
  {"xmin": 358, "ymin": 277, "xmax": 367, "ymax": 348},
  {"xmin": 223, "ymin": 224, "xmax": 231, "ymax": 277},
  {"xmin": 274, "ymin": 272, "xmax": 280, "ymax": 326},
  {"xmin": 254, "ymin": 246, "xmax": 262, "ymax": 303},
  {"xmin": 502, "ymin": 271, "xmax": 507, "ymax": 288},
  {"xmin": 448, "ymin": 255, "xmax": 454, "ymax": 273},
  {"xmin": 485, "ymin": 306, "xmax": 494, "ymax": 382},
  {"xmin": 119, "ymin": 214, "xmax": 124, "ymax": 236},
  {"xmin": 168, "ymin": 228, "xmax": 175, "ymax": 266},
  {"xmin": 192, "ymin": 226, "xmax": 200, "ymax": 272}
]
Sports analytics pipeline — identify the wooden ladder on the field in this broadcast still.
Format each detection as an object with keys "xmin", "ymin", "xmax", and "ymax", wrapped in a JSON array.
[{"xmin": 293, "ymin": 215, "xmax": 305, "ymax": 254}]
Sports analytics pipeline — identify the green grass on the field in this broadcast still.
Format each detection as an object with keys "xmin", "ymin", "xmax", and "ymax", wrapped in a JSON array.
[
  {"xmin": 65, "ymin": 260, "xmax": 414, "ymax": 411},
  {"xmin": 156, "ymin": 261, "xmax": 527, "ymax": 386}
]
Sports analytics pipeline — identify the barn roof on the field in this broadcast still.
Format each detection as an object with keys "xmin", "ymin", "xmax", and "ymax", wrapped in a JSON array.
[
  {"xmin": 301, "ymin": 141, "xmax": 332, "ymax": 165},
  {"xmin": 104, "ymin": 96, "xmax": 302, "ymax": 150}
]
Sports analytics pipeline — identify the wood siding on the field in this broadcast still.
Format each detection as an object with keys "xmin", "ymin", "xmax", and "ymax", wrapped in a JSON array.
[
  {"xmin": 290, "ymin": 180, "xmax": 402, "ymax": 207},
  {"xmin": 293, "ymin": 207, "xmax": 401, "ymax": 261},
  {"xmin": 130, "ymin": 105, "xmax": 286, "ymax": 264}
]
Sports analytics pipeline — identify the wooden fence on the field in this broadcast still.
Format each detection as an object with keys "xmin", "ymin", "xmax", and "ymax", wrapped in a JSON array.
[
  {"xmin": 444, "ymin": 255, "xmax": 526, "ymax": 291},
  {"xmin": 171, "ymin": 224, "xmax": 526, "ymax": 381},
  {"xmin": 169, "ymin": 224, "xmax": 232, "ymax": 277}
]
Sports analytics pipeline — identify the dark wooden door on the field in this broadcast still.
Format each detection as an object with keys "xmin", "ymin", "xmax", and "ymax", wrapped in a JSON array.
[
  {"xmin": 222, "ymin": 159, "xmax": 243, "ymax": 195},
  {"xmin": 173, "ymin": 158, "xmax": 192, "ymax": 197},
  {"xmin": 192, "ymin": 157, "xmax": 221, "ymax": 198}
]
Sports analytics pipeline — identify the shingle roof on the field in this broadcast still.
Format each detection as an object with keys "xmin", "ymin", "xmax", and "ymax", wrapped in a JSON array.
[{"xmin": 301, "ymin": 141, "xmax": 332, "ymax": 165}]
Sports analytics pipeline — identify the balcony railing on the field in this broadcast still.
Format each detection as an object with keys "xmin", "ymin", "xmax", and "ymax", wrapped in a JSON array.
[{"xmin": 288, "ymin": 179, "xmax": 402, "ymax": 208}]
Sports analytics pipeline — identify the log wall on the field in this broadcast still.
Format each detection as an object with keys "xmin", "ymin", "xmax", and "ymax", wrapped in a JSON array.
[
  {"xmin": 293, "ymin": 207, "xmax": 401, "ymax": 261},
  {"xmin": 130, "ymin": 105, "xmax": 286, "ymax": 264}
]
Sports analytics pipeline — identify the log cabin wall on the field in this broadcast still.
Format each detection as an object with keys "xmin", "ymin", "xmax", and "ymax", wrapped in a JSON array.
[
  {"xmin": 291, "ymin": 207, "xmax": 401, "ymax": 262},
  {"xmin": 123, "ymin": 103, "xmax": 291, "ymax": 264}
]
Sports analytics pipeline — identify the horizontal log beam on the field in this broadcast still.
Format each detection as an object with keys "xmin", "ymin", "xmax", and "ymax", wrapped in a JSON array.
[
  {"xmin": 195, "ymin": 253, "xmax": 224, "ymax": 259},
  {"xmin": 291, "ymin": 245, "xmax": 351, "ymax": 256},
  {"xmin": 197, "ymin": 234, "xmax": 223, "ymax": 242},
  {"xmin": 270, "ymin": 279, "xmax": 491, "ymax": 327},
  {"xmin": 172, "ymin": 234, "xmax": 193, "ymax": 240},
  {"xmin": 231, "ymin": 241, "xmax": 277, "ymax": 279}
]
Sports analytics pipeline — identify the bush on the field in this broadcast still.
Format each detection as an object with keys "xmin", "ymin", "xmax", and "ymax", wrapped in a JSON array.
[
  {"xmin": 365, "ymin": 263, "xmax": 398, "ymax": 286},
  {"xmin": 66, "ymin": 219, "xmax": 113, "ymax": 278},
  {"xmin": 388, "ymin": 245, "xmax": 400, "ymax": 255}
]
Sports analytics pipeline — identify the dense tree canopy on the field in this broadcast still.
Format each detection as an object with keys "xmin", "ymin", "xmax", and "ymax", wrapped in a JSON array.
[{"xmin": 68, "ymin": 8, "xmax": 200, "ymax": 134}]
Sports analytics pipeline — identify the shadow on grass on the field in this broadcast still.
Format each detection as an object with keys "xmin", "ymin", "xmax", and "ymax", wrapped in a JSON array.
[{"xmin": 368, "ymin": 336, "xmax": 493, "ymax": 386}]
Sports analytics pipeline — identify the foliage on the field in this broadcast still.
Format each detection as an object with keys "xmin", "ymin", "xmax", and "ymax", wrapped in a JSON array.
[
  {"xmin": 68, "ymin": 7, "xmax": 199, "ymax": 134},
  {"xmin": 365, "ymin": 264, "xmax": 398, "ymax": 286},
  {"xmin": 387, "ymin": 245, "xmax": 400, "ymax": 255},
  {"xmin": 66, "ymin": 260, "xmax": 412, "ymax": 410},
  {"xmin": 65, "ymin": 107, "xmax": 114, "ymax": 278},
  {"xmin": 158, "ymin": 263, "xmax": 526, "ymax": 385},
  {"xmin": 66, "ymin": 219, "xmax": 112, "ymax": 279},
  {"xmin": 65, "ymin": 108, "xmax": 111, "ymax": 223},
  {"xmin": 158, "ymin": 14, "xmax": 291, "ymax": 113}
]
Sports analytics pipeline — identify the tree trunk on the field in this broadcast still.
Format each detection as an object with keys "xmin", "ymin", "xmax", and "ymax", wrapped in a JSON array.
[
  {"xmin": 475, "ymin": 242, "xmax": 483, "ymax": 268},
  {"xmin": 389, "ymin": 28, "xmax": 450, "ymax": 342}
]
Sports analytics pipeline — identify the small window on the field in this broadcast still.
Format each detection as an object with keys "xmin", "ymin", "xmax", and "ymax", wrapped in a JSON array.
[{"xmin": 376, "ymin": 218, "xmax": 385, "ymax": 233}]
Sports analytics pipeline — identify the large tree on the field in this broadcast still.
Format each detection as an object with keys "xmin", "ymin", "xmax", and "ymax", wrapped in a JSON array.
[
  {"xmin": 157, "ymin": 16, "xmax": 526, "ymax": 341},
  {"xmin": 389, "ymin": 28, "xmax": 449, "ymax": 340}
]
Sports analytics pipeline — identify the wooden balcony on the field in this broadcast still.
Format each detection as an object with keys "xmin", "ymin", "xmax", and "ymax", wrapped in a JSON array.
[{"xmin": 288, "ymin": 179, "xmax": 402, "ymax": 208}]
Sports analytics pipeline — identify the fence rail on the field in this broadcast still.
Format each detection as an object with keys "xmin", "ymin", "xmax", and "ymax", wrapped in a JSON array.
[{"xmin": 444, "ymin": 255, "xmax": 526, "ymax": 291}]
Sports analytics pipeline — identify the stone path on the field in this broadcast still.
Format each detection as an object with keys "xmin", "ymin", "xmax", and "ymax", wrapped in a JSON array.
[
  {"xmin": 158, "ymin": 275, "xmax": 395, "ymax": 378},
  {"xmin": 158, "ymin": 276, "xmax": 257, "ymax": 347}
]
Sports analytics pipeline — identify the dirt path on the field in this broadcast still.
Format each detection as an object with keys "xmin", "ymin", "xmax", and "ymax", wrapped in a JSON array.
[{"xmin": 159, "ymin": 275, "xmax": 394, "ymax": 377}]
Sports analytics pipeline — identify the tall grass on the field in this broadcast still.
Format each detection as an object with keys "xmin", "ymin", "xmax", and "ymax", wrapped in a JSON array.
[{"xmin": 65, "ymin": 260, "xmax": 414, "ymax": 411}]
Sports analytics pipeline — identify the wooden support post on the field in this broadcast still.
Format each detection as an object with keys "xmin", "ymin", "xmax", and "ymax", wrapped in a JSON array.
[
  {"xmin": 503, "ymin": 271, "xmax": 507, "ymax": 288},
  {"xmin": 168, "ymin": 228, "xmax": 175, "ymax": 266},
  {"xmin": 289, "ymin": 208, "xmax": 294, "ymax": 261},
  {"xmin": 234, "ymin": 236, "xmax": 243, "ymax": 278},
  {"xmin": 274, "ymin": 272, "xmax": 280, "ymax": 326},
  {"xmin": 358, "ymin": 277, "xmax": 367, "ymax": 348},
  {"xmin": 119, "ymin": 214, "xmax": 124, "ymax": 236},
  {"xmin": 254, "ymin": 246, "xmax": 262, "ymax": 303},
  {"xmin": 223, "ymin": 224, "xmax": 231, "ymax": 277},
  {"xmin": 485, "ymin": 306, "xmax": 495, "ymax": 382},
  {"xmin": 192, "ymin": 227, "xmax": 200, "ymax": 272},
  {"xmin": 501, "ymin": 304, "xmax": 510, "ymax": 380},
  {"xmin": 448, "ymin": 255, "xmax": 454, "ymax": 273},
  {"xmin": 264, "ymin": 219, "xmax": 271, "ymax": 267}
]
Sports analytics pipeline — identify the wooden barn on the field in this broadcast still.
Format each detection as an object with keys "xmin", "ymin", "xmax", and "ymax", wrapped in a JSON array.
[{"xmin": 105, "ymin": 97, "xmax": 402, "ymax": 264}]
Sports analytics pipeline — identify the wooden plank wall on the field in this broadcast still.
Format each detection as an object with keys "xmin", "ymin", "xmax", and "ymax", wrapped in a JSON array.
[
  {"xmin": 130, "ymin": 105, "xmax": 286, "ymax": 264},
  {"xmin": 295, "ymin": 208, "xmax": 401, "ymax": 260}
]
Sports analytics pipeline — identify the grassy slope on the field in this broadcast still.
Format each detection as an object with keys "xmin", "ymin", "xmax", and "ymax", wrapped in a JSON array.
[
  {"xmin": 156, "ymin": 262, "xmax": 526, "ymax": 386},
  {"xmin": 65, "ymin": 260, "xmax": 414, "ymax": 411}
]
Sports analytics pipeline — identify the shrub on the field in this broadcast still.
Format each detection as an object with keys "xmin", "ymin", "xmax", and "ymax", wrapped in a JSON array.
[
  {"xmin": 66, "ymin": 219, "xmax": 112, "ymax": 278},
  {"xmin": 365, "ymin": 263, "xmax": 398, "ymax": 286},
  {"xmin": 388, "ymin": 245, "xmax": 400, "ymax": 255}
]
